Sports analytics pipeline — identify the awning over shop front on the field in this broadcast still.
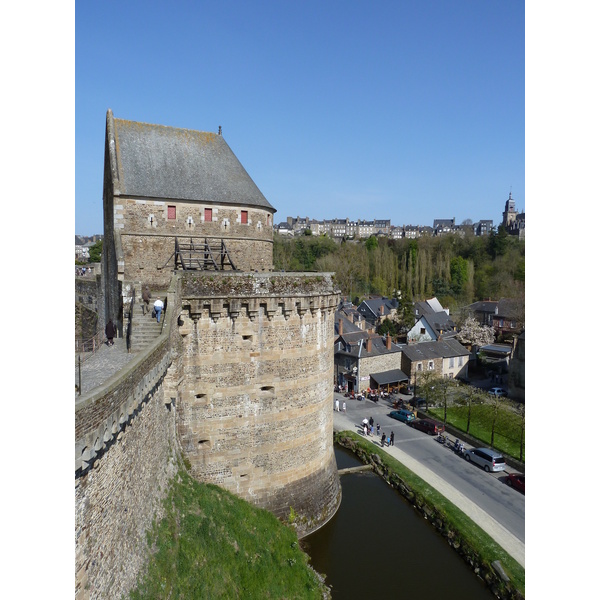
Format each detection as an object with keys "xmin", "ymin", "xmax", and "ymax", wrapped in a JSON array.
[{"xmin": 369, "ymin": 369, "xmax": 409, "ymax": 387}]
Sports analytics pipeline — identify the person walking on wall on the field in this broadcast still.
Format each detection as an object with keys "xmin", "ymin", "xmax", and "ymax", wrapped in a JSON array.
[
  {"xmin": 153, "ymin": 298, "xmax": 164, "ymax": 323},
  {"xmin": 105, "ymin": 318, "xmax": 116, "ymax": 346},
  {"xmin": 142, "ymin": 286, "xmax": 151, "ymax": 315}
]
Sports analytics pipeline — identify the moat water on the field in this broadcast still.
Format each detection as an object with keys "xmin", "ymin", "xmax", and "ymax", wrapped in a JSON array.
[{"xmin": 303, "ymin": 445, "xmax": 493, "ymax": 599}]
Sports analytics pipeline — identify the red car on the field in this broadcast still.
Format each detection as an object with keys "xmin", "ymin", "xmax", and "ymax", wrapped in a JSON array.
[
  {"xmin": 506, "ymin": 472, "xmax": 525, "ymax": 493},
  {"xmin": 409, "ymin": 418, "xmax": 444, "ymax": 435}
]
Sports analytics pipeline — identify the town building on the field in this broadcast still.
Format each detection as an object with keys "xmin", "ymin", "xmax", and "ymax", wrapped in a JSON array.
[
  {"xmin": 401, "ymin": 338, "xmax": 470, "ymax": 384},
  {"xmin": 334, "ymin": 308, "xmax": 408, "ymax": 392}
]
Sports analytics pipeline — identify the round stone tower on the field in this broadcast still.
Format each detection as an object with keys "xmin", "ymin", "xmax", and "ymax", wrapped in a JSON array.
[{"xmin": 173, "ymin": 272, "xmax": 342, "ymax": 537}]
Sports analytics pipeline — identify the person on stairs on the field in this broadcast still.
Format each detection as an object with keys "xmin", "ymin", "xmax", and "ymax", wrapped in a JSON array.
[
  {"xmin": 142, "ymin": 286, "xmax": 151, "ymax": 315},
  {"xmin": 153, "ymin": 298, "xmax": 164, "ymax": 323}
]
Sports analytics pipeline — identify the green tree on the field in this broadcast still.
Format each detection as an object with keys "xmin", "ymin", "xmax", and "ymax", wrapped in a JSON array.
[
  {"xmin": 365, "ymin": 235, "xmax": 378, "ymax": 251},
  {"xmin": 89, "ymin": 240, "xmax": 103, "ymax": 263}
]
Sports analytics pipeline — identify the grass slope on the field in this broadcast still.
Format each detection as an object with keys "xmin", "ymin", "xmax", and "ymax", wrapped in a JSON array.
[{"xmin": 128, "ymin": 468, "xmax": 328, "ymax": 599}]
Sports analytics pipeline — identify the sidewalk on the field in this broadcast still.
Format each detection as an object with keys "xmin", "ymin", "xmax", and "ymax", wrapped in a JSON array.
[{"xmin": 332, "ymin": 408, "xmax": 525, "ymax": 568}]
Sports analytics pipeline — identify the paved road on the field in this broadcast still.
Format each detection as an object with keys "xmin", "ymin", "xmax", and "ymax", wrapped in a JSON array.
[{"xmin": 332, "ymin": 392, "xmax": 525, "ymax": 568}]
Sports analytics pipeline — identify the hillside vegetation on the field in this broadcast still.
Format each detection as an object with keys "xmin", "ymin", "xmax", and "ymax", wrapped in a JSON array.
[
  {"xmin": 274, "ymin": 228, "xmax": 524, "ymax": 314},
  {"xmin": 129, "ymin": 467, "xmax": 328, "ymax": 599}
]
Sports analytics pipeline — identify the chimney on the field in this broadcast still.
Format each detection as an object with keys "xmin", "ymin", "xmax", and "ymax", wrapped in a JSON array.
[
  {"xmin": 386, "ymin": 335, "xmax": 392, "ymax": 350},
  {"xmin": 366, "ymin": 337, "xmax": 372, "ymax": 353},
  {"xmin": 338, "ymin": 319, "xmax": 343, "ymax": 335},
  {"xmin": 379, "ymin": 304, "xmax": 385, "ymax": 316}
]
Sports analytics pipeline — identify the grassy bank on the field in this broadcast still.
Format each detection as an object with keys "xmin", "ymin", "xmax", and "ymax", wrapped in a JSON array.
[
  {"xmin": 335, "ymin": 430, "xmax": 525, "ymax": 599},
  {"xmin": 128, "ymin": 467, "xmax": 328, "ymax": 599}
]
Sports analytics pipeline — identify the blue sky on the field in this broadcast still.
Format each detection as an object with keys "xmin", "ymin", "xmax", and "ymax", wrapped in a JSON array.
[{"xmin": 75, "ymin": 0, "xmax": 524, "ymax": 235}]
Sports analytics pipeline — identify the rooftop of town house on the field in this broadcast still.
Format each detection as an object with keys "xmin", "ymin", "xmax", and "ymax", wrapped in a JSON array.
[{"xmin": 401, "ymin": 337, "xmax": 470, "ymax": 361}]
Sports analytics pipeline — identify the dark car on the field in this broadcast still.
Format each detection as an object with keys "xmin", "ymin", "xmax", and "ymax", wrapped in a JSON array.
[
  {"xmin": 409, "ymin": 397, "xmax": 428, "ymax": 410},
  {"xmin": 409, "ymin": 418, "xmax": 444, "ymax": 435},
  {"xmin": 389, "ymin": 409, "xmax": 416, "ymax": 423},
  {"xmin": 399, "ymin": 384, "xmax": 414, "ymax": 395},
  {"xmin": 506, "ymin": 472, "xmax": 525, "ymax": 493}
]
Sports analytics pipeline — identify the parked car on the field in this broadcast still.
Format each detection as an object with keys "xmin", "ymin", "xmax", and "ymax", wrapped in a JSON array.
[
  {"xmin": 389, "ymin": 409, "xmax": 415, "ymax": 423},
  {"xmin": 488, "ymin": 387, "xmax": 508, "ymax": 397},
  {"xmin": 409, "ymin": 418, "xmax": 444, "ymax": 435},
  {"xmin": 409, "ymin": 397, "xmax": 428, "ymax": 410},
  {"xmin": 464, "ymin": 447, "xmax": 506, "ymax": 472},
  {"xmin": 399, "ymin": 384, "xmax": 414, "ymax": 395},
  {"xmin": 506, "ymin": 472, "xmax": 525, "ymax": 493}
]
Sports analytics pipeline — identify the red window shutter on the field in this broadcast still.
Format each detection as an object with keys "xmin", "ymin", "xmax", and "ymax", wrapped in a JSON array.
[
  {"xmin": 241, "ymin": 210, "xmax": 248, "ymax": 224},
  {"xmin": 167, "ymin": 205, "xmax": 176, "ymax": 220},
  {"xmin": 204, "ymin": 208, "xmax": 212, "ymax": 222}
]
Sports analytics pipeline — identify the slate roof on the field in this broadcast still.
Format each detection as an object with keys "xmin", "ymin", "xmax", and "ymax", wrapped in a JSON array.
[
  {"xmin": 334, "ymin": 311, "xmax": 401, "ymax": 359},
  {"xmin": 401, "ymin": 338, "xmax": 469, "ymax": 361},
  {"xmin": 466, "ymin": 298, "xmax": 520, "ymax": 319},
  {"xmin": 107, "ymin": 110, "xmax": 274, "ymax": 211},
  {"xmin": 358, "ymin": 297, "xmax": 398, "ymax": 320},
  {"xmin": 421, "ymin": 311, "xmax": 455, "ymax": 334}
]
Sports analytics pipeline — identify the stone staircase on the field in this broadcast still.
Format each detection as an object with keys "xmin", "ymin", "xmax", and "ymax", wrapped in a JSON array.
[{"xmin": 129, "ymin": 298, "xmax": 164, "ymax": 352}]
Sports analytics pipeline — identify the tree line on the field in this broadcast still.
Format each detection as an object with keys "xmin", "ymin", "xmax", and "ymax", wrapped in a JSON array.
[{"xmin": 273, "ymin": 227, "xmax": 524, "ymax": 315}]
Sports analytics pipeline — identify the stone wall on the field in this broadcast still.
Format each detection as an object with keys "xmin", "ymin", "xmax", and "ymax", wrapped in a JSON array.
[
  {"xmin": 358, "ymin": 349, "xmax": 403, "ymax": 392},
  {"xmin": 174, "ymin": 271, "xmax": 342, "ymax": 537},
  {"xmin": 119, "ymin": 233, "xmax": 272, "ymax": 289},
  {"xmin": 115, "ymin": 198, "xmax": 274, "ymax": 289},
  {"xmin": 75, "ymin": 276, "xmax": 181, "ymax": 600},
  {"xmin": 76, "ymin": 276, "xmax": 102, "ymax": 342}
]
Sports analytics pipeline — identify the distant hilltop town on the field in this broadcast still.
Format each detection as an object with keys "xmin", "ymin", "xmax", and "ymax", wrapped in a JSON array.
[
  {"xmin": 275, "ymin": 192, "xmax": 524, "ymax": 240},
  {"xmin": 75, "ymin": 192, "xmax": 524, "ymax": 256}
]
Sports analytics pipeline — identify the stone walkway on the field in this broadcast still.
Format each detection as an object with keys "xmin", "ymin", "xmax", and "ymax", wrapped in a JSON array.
[{"xmin": 75, "ymin": 338, "xmax": 136, "ymax": 397}]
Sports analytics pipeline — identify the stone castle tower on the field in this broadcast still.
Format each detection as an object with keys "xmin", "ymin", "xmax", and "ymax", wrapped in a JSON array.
[{"xmin": 101, "ymin": 110, "xmax": 341, "ymax": 537}]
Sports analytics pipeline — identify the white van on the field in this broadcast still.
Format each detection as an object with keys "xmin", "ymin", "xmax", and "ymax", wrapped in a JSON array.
[{"xmin": 464, "ymin": 447, "xmax": 506, "ymax": 472}]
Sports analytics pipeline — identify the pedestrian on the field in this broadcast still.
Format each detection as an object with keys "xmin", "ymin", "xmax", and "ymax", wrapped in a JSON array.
[
  {"xmin": 153, "ymin": 298, "xmax": 164, "ymax": 323},
  {"xmin": 335, "ymin": 399, "xmax": 340, "ymax": 411},
  {"xmin": 105, "ymin": 318, "xmax": 116, "ymax": 346},
  {"xmin": 370, "ymin": 425, "xmax": 374, "ymax": 436},
  {"xmin": 390, "ymin": 431, "xmax": 395, "ymax": 446},
  {"xmin": 363, "ymin": 424, "xmax": 368, "ymax": 436},
  {"xmin": 387, "ymin": 435, "xmax": 390, "ymax": 447},
  {"xmin": 142, "ymin": 286, "xmax": 151, "ymax": 315},
  {"xmin": 369, "ymin": 416, "xmax": 374, "ymax": 428},
  {"xmin": 381, "ymin": 432, "xmax": 386, "ymax": 447},
  {"xmin": 376, "ymin": 423, "xmax": 381, "ymax": 436},
  {"xmin": 342, "ymin": 401, "xmax": 346, "ymax": 413}
]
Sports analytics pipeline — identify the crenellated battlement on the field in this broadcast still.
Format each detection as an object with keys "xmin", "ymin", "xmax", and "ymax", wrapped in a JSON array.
[{"xmin": 179, "ymin": 272, "xmax": 338, "ymax": 322}]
